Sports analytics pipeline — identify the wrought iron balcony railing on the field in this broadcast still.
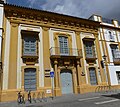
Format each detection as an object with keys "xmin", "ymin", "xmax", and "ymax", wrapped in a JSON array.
[
  {"xmin": 86, "ymin": 54, "xmax": 96, "ymax": 59},
  {"xmin": 50, "ymin": 47, "xmax": 82, "ymax": 57},
  {"xmin": 85, "ymin": 53, "xmax": 97, "ymax": 62}
]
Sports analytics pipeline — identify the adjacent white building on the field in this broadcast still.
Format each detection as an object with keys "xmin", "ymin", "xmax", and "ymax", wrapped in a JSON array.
[{"xmin": 89, "ymin": 15, "xmax": 120, "ymax": 85}]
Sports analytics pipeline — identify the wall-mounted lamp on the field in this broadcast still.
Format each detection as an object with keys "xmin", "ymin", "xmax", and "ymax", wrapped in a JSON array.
[{"xmin": 102, "ymin": 55, "xmax": 107, "ymax": 60}]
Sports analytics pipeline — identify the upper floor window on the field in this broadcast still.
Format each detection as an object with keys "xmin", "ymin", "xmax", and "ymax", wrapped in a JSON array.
[
  {"xmin": 22, "ymin": 31, "xmax": 38, "ymax": 56},
  {"xmin": 23, "ymin": 36, "xmax": 37, "ymax": 56},
  {"xmin": 84, "ymin": 41, "xmax": 96, "ymax": 58},
  {"xmin": 109, "ymin": 31, "xmax": 114, "ymax": 41},
  {"xmin": 59, "ymin": 36, "xmax": 69, "ymax": 55},
  {"xmin": 110, "ymin": 45, "xmax": 118, "ymax": 58}
]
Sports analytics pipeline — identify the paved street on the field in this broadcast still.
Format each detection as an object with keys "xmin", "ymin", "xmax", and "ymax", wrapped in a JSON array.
[{"xmin": 1, "ymin": 91, "xmax": 120, "ymax": 107}]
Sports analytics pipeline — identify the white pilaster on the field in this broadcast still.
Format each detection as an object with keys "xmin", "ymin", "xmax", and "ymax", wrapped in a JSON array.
[
  {"xmin": 3, "ymin": 19, "xmax": 10, "ymax": 90},
  {"xmin": 16, "ymin": 25, "xmax": 22, "ymax": 89},
  {"xmin": 0, "ymin": 2, "xmax": 4, "ymax": 63}
]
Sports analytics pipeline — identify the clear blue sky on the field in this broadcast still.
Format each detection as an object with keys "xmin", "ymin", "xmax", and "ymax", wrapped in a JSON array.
[{"xmin": 7, "ymin": 0, "xmax": 120, "ymax": 20}]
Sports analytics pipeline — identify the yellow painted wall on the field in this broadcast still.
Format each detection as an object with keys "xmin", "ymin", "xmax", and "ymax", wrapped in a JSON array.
[
  {"xmin": 1, "ymin": 4, "xmax": 116, "ymax": 102},
  {"xmin": 42, "ymin": 27, "xmax": 51, "ymax": 87},
  {"xmin": 8, "ymin": 23, "xmax": 18, "ymax": 89}
]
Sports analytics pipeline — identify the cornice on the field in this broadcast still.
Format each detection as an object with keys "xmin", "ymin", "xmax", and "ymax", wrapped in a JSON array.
[
  {"xmin": 101, "ymin": 24, "xmax": 120, "ymax": 30},
  {"xmin": 4, "ymin": 4, "xmax": 100, "ymax": 32}
]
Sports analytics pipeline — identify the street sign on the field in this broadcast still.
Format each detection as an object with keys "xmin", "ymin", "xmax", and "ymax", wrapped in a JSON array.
[
  {"xmin": 50, "ymin": 71, "xmax": 54, "ymax": 77},
  {"xmin": 50, "ymin": 71, "xmax": 54, "ymax": 100}
]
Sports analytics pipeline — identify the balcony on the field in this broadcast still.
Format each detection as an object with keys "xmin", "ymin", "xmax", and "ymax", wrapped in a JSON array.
[
  {"xmin": 50, "ymin": 47, "xmax": 82, "ymax": 59},
  {"xmin": 85, "ymin": 54, "xmax": 97, "ymax": 62},
  {"xmin": 113, "ymin": 51, "xmax": 120, "ymax": 64},
  {"xmin": 22, "ymin": 52, "xmax": 38, "ymax": 65}
]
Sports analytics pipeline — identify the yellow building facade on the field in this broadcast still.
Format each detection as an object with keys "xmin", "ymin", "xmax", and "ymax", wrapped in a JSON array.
[{"xmin": 0, "ymin": 4, "xmax": 109, "ymax": 102}]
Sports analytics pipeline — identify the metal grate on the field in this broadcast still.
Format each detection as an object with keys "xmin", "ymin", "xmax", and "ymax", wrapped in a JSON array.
[{"xmin": 50, "ymin": 47, "xmax": 82, "ymax": 57}]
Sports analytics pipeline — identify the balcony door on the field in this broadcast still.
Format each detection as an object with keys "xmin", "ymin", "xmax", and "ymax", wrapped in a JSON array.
[
  {"xmin": 59, "ymin": 36, "xmax": 69, "ymax": 55},
  {"xmin": 84, "ymin": 41, "xmax": 95, "ymax": 58}
]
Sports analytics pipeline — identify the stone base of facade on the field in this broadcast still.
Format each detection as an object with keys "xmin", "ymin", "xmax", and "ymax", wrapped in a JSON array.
[
  {"xmin": 0, "ymin": 87, "xmax": 52, "ymax": 102},
  {"xmin": 54, "ymin": 87, "xmax": 61, "ymax": 96},
  {"xmin": 1, "ymin": 85, "xmax": 120, "ymax": 102}
]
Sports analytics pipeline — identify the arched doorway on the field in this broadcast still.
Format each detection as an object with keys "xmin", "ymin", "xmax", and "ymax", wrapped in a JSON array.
[{"xmin": 60, "ymin": 69, "xmax": 73, "ymax": 94}]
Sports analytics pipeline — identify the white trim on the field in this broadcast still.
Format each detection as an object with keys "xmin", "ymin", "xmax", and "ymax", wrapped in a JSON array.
[
  {"xmin": 80, "ymin": 32, "xmax": 88, "ymax": 84},
  {"xmin": 3, "ymin": 19, "xmax": 10, "ymax": 90},
  {"xmin": 49, "ymin": 28, "xmax": 77, "ymax": 49},
  {"xmin": 20, "ymin": 24, "xmax": 40, "ymax": 32},
  {"xmin": 39, "ymin": 27, "xmax": 44, "ymax": 87},
  {"xmin": 0, "ymin": 4, "xmax": 3, "ymax": 28},
  {"xmin": 19, "ymin": 24, "xmax": 44, "ymax": 88},
  {"xmin": 17, "ymin": 25, "xmax": 22, "ymax": 89},
  {"xmin": 0, "ymin": 2, "xmax": 4, "ymax": 62},
  {"xmin": 50, "ymin": 28, "xmax": 74, "ymax": 33}
]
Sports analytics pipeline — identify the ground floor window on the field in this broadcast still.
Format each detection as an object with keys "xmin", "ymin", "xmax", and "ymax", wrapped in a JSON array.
[
  {"xmin": 89, "ymin": 67, "xmax": 97, "ymax": 85},
  {"xmin": 116, "ymin": 71, "xmax": 120, "ymax": 84},
  {"xmin": 24, "ymin": 68, "xmax": 36, "ymax": 91}
]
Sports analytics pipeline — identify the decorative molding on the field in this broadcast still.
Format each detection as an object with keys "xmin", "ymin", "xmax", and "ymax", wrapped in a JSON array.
[
  {"xmin": 75, "ymin": 31, "xmax": 80, "ymax": 35},
  {"xmin": 10, "ymin": 23, "xmax": 19, "ymax": 27},
  {"xmin": 54, "ymin": 60, "xmax": 58, "ymax": 64},
  {"xmin": 42, "ymin": 27, "xmax": 49, "ymax": 31},
  {"xmin": 4, "ymin": 4, "xmax": 100, "ymax": 32},
  {"xmin": 22, "ymin": 56, "xmax": 38, "ymax": 65}
]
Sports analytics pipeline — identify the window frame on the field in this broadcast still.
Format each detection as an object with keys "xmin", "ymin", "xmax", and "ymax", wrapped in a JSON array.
[
  {"xmin": 89, "ymin": 67, "xmax": 97, "ymax": 85},
  {"xmin": 110, "ymin": 44, "xmax": 118, "ymax": 59},
  {"xmin": 21, "ymin": 30, "xmax": 39, "ymax": 57},
  {"xmin": 84, "ymin": 41, "xmax": 96, "ymax": 58},
  {"xmin": 58, "ymin": 36, "xmax": 69, "ymax": 55},
  {"xmin": 116, "ymin": 71, "xmax": 120, "ymax": 84},
  {"xmin": 24, "ymin": 68, "xmax": 37, "ymax": 91},
  {"xmin": 109, "ymin": 31, "xmax": 114, "ymax": 41}
]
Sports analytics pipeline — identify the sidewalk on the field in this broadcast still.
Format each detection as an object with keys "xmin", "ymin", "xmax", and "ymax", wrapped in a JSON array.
[
  {"xmin": 0, "ymin": 91, "xmax": 120, "ymax": 107},
  {"xmin": 0, "ymin": 97, "xmax": 52, "ymax": 107}
]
